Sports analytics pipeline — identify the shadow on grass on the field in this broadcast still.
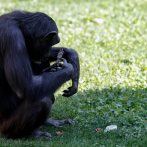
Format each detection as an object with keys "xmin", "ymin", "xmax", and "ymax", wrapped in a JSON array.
[
  {"xmin": 0, "ymin": 86, "xmax": 147, "ymax": 146},
  {"xmin": 49, "ymin": 85, "xmax": 147, "ymax": 143}
]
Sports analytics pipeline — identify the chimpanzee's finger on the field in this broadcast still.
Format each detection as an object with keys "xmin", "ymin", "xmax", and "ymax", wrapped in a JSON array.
[
  {"xmin": 62, "ymin": 87, "xmax": 72, "ymax": 93},
  {"xmin": 61, "ymin": 58, "xmax": 67, "ymax": 64},
  {"xmin": 62, "ymin": 92, "xmax": 72, "ymax": 97},
  {"xmin": 68, "ymin": 87, "xmax": 72, "ymax": 90},
  {"xmin": 58, "ymin": 63, "xmax": 63, "ymax": 67},
  {"xmin": 63, "ymin": 90, "xmax": 69, "ymax": 93}
]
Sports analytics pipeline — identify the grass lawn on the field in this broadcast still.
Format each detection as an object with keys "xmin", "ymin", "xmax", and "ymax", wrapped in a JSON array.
[{"xmin": 0, "ymin": 0, "xmax": 147, "ymax": 146}]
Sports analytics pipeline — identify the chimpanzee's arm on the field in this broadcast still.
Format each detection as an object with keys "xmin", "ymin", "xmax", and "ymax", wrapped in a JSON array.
[
  {"xmin": 49, "ymin": 47, "xmax": 80, "ymax": 97},
  {"xmin": 3, "ymin": 24, "xmax": 74, "ymax": 101}
]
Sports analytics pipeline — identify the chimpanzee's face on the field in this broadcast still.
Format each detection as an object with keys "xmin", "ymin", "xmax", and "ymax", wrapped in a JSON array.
[{"xmin": 30, "ymin": 31, "xmax": 60, "ymax": 64}]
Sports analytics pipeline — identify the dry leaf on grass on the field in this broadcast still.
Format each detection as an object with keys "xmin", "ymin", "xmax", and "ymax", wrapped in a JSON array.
[
  {"xmin": 56, "ymin": 130, "xmax": 64, "ymax": 135},
  {"xmin": 95, "ymin": 128, "xmax": 102, "ymax": 133}
]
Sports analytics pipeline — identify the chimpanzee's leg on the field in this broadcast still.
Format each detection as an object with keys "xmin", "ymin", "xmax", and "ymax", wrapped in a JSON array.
[
  {"xmin": 0, "ymin": 97, "xmax": 52, "ymax": 139},
  {"xmin": 45, "ymin": 119, "xmax": 75, "ymax": 127},
  {"xmin": 44, "ymin": 94, "xmax": 75, "ymax": 127}
]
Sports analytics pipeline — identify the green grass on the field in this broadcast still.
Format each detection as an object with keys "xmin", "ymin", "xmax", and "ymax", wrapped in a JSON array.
[{"xmin": 0, "ymin": 0, "xmax": 147, "ymax": 146}]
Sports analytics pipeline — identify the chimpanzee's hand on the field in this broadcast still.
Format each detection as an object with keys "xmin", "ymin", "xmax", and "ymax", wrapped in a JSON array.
[
  {"xmin": 60, "ymin": 58, "xmax": 78, "ymax": 97},
  {"xmin": 42, "ymin": 58, "xmax": 71, "ymax": 72},
  {"xmin": 61, "ymin": 58, "xmax": 73, "ymax": 70},
  {"xmin": 62, "ymin": 85, "xmax": 78, "ymax": 97}
]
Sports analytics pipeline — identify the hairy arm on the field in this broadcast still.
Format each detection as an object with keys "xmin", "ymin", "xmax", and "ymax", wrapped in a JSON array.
[
  {"xmin": 48, "ymin": 47, "xmax": 80, "ymax": 97},
  {"xmin": 3, "ymin": 24, "xmax": 73, "ymax": 101}
]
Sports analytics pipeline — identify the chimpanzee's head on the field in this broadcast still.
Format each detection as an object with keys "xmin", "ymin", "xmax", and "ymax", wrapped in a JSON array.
[{"xmin": 20, "ymin": 11, "xmax": 60, "ymax": 64}]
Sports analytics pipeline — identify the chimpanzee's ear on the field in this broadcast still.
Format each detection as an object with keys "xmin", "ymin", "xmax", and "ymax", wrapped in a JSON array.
[
  {"xmin": 44, "ymin": 31, "xmax": 60, "ymax": 45},
  {"xmin": 40, "ymin": 31, "xmax": 57, "ymax": 42},
  {"xmin": 44, "ymin": 31, "xmax": 57, "ymax": 40}
]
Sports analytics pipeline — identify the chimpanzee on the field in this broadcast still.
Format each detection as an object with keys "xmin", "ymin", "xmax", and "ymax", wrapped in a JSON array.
[{"xmin": 0, "ymin": 10, "xmax": 80, "ymax": 139}]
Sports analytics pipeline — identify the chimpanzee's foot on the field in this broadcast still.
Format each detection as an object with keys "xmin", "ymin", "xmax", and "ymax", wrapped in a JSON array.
[
  {"xmin": 44, "ymin": 118, "xmax": 75, "ymax": 127},
  {"xmin": 30, "ymin": 130, "xmax": 52, "ymax": 138}
]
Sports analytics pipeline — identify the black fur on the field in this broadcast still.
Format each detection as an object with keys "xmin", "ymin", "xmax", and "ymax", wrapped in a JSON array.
[{"xmin": 0, "ymin": 11, "xmax": 80, "ymax": 139}]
